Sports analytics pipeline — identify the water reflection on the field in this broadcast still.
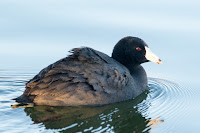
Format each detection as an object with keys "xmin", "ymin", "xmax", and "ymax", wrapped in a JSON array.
[{"xmin": 23, "ymin": 91, "xmax": 161, "ymax": 132}]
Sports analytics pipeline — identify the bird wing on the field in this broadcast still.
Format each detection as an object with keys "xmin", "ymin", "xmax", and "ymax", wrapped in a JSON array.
[{"xmin": 18, "ymin": 47, "xmax": 131, "ymax": 105}]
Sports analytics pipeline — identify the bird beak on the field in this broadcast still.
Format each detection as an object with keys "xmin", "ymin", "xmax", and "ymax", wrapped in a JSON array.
[{"xmin": 145, "ymin": 46, "xmax": 162, "ymax": 64}]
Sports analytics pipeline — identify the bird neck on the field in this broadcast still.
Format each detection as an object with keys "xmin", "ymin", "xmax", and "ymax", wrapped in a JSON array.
[
  {"xmin": 125, "ymin": 63, "xmax": 143, "ymax": 75},
  {"xmin": 126, "ymin": 63, "xmax": 147, "ymax": 86}
]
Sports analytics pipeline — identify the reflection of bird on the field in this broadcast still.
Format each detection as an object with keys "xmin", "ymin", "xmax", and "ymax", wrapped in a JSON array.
[
  {"xmin": 13, "ymin": 37, "xmax": 162, "ymax": 106},
  {"xmin": 145, "ymin": 117, "xmax": 164, "ymax": 131},
  {"xmin": 23, "ymin": 92, "xmax": 150, "ymax": 132}
]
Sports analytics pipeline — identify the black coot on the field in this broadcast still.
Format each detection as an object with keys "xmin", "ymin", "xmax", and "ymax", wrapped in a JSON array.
[{"xmin": 13, "ymin": 37, "xmax": 162, "ymax": 106}]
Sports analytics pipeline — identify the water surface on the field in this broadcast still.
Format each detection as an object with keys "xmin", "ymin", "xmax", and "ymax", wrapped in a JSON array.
[{"xmin": 0, "ymin": 69, "xmax": 199, "ymax": 133}]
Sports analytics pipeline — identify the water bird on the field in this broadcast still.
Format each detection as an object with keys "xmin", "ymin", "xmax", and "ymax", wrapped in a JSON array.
[{"xmin": 13, "ymin": 37, "xmax": 162, "ymax": 106}]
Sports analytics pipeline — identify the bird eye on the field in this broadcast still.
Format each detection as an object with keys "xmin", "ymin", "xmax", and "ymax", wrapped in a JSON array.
[{"xmin": 136, "ymin": 47, "xmax": 142, "ymax": 51}]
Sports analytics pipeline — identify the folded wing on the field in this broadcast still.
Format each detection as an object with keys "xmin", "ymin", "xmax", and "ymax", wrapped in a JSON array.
[{"xmin": 15, "ymin": 47, "xmax": 131, "ymax": 106}]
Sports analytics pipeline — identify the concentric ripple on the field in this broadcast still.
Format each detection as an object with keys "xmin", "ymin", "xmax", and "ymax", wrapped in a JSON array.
[{"xmin": 138, "ymin": 77, "xmax": 198, "ymax": 132}]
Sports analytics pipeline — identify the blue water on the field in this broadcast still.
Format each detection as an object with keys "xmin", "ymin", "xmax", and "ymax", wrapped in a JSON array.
[{"xmin": 0, "ymin": 0, "xmax": 200, "ymax": 132}]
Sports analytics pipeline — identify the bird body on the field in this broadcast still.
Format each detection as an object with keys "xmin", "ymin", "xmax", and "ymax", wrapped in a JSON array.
[{"xmin": 14, "ymin": 37, "xmax": 161, "ymax": 106}]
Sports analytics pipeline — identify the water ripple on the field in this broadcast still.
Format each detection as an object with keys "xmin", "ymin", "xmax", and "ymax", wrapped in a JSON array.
[{"xmin": 140, "ymin": 77, "xmax": 198, "ymax": 132}]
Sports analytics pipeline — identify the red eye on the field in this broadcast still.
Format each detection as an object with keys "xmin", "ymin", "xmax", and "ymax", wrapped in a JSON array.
[{"xmin": 136, "ymin": 47, "xmax": 141, "ymax": 51}]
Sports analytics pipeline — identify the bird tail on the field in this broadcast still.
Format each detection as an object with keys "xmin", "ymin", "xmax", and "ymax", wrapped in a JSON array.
[{"xmin": 11, "ymin": 95, "xmax": 35, "ymax": 108}]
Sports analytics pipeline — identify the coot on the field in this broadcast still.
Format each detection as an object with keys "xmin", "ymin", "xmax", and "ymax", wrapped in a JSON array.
[{"xmin": 13, "ymin": 37, "xmax": 162, "ymax": 106}]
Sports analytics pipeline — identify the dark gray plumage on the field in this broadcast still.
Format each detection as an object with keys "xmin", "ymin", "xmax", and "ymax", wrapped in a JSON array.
[{"xmin": 14, "ymin": 37, "xmax": 162, "ymax": 106}]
